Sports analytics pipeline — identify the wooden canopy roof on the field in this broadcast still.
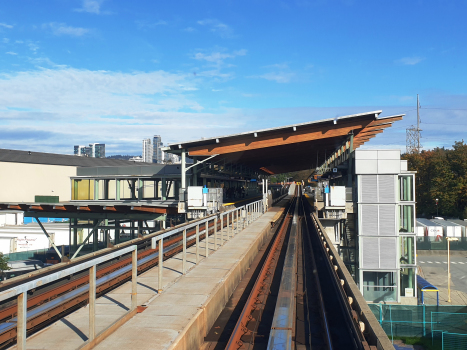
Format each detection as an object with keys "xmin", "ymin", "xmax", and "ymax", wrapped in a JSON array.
[{"xmin": 164, "ymin": 111, "xmax": 403, "ymax": 175}]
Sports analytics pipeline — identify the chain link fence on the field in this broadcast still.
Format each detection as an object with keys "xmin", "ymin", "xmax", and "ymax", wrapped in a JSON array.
[{"xmin": 370, "ymin": 304, "xmax": 467, "ymax": 349}]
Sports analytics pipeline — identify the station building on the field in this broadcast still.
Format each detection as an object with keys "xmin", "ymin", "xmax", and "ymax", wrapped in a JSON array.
[{"xmin": 0, "ymin": 111, "xmax": 417, "ymax": 304}]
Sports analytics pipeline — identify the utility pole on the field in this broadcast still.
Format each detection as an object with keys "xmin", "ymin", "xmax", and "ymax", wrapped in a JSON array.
[{"xmin": 417, "ymin": 94, "xmax": 421, "ymax": 152}]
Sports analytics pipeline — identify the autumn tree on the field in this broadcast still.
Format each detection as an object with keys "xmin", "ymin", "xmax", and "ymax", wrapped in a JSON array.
[{"xmin": 402, "ymin": 140, "xmax": 467, "ymax": 219}]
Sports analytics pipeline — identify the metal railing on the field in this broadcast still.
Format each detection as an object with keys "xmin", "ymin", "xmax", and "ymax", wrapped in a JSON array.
[
  {"xmin": 151, "ymin": 199, "xmax": 265, "ymax": 291},
  {"xmin": 0, "ymin": 245, "xmax": 138, "ymax": 350}
]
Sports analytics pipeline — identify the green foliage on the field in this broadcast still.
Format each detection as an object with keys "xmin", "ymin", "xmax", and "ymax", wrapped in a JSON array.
[
  {"xmin": 395, "ymin": 336, "xmax": 442, "ymax": 350},
  {"xmin": 402, "ymin": 140, "xmax": 467, "ymax": 218},
  {"xmin": 0, "ymin": 253, "xmax": 10, "ymax": 272},
  {"xmin": 270, "ymin": 173, "xmax": 290, "ymax": 183}
]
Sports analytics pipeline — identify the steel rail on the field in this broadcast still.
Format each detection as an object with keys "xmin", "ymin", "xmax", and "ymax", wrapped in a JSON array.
[
  {"xmin": 266, "ymin": 196, "xmax": 299, "ymax": 350},
  {"xmin": 225, "ymin": 195, "xmax": 296, "ymax": 350},
  {"xmin": 300, "ymin": 197, "xmax": 333, "ymax": 350},
  {"xmin": 307, "ymin": 202, "xmax": 365, "ymax": 349}
]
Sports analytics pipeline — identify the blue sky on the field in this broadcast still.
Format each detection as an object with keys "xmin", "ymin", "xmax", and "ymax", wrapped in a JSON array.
[{"xmin": 1, "ymin": 0, "xmax": 466, "ymax": 156}]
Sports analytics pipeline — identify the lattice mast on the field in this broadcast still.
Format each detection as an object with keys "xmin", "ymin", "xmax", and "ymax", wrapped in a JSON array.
[{"xmin": 406, "ymin": 94, "xmax": 422, "ymax": 154}]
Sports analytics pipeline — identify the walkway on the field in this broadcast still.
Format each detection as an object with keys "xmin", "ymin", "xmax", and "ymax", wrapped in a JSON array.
[{"xmin": 11, "ymin": 202, "xmax": 286, "ymax": 350}]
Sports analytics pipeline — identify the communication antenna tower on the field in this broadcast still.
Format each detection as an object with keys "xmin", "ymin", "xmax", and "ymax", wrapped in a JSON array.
[{"xmin": 406, "ymin": 94, "xmax": 422, "ymax": 154}]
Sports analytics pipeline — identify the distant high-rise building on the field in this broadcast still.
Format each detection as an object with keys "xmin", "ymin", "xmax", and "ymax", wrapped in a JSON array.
[
  {"xmin": 74, "ymin": 143, "xmax": 105, "ymax": 158},
  {"xmin": 74, "ymin": 145, "xmax": 92, "ymax": 157},
  {"xmin": 153, "ymin": 135, "xmax": 163, "ymax": 163},
  {"xmin": 90, "ymin": 143, "xmax": 105, "ymax": 158},
  {"xmin": 142, "ymin": 138, "xmax": 153, "ymax": 163}
]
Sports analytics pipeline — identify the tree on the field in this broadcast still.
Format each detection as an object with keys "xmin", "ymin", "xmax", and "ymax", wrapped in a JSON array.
[
  {"xmin": 0, "ymin": 253, "xmax": 10, "ymax": 277},
  {"xmin": 402, "ymin": 140, "xmax": 467, "ymax": 219}
]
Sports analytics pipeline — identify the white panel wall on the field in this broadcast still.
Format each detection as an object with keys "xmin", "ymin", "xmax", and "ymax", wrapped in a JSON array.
[{"xmin": 355, "ymin": 150, "xmax": 401, "ymax": 174}]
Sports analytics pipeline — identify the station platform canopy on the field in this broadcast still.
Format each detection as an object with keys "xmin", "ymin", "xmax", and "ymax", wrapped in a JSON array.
[{"xmin": 163, "ymin": 111, "xmax": 403, "ymax": 174}]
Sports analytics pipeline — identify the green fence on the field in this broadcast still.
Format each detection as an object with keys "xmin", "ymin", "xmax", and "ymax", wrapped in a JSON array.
[
  {"xmin": 417, "ymin": 237, "xmax": 467, "ymax": 251},
  {"xmin": 5, "ymin": 249, "xmax": 49, "ymax": 262},
  {"xmin": 370, "ymin": 304, "xmax": 467, "ymax": 349},
  {"xmin": 442, "ymin": 332, "xmax": 467, "ymax": 350}
]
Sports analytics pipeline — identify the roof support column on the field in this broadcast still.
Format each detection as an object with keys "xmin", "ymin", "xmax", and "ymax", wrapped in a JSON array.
[
  {"xmin": 161, "ymin": 179, "xmax": 167, "ymax": 200},
  {"xmin": 181, "ymin": 149, "xmax": 186, "ymax": 190},
  {"xmin": 347, "ymin": 132, "xmax": 354, "ymax": 188},
  {"xmin": 94, "ymin": 180, "xmax": 99, "ymax": 200},
  {"xmin": 193, "ymin": 157, "xmax": 198, "ymax": 186},
  {"xmin": 116, "ymin": 179, "xmax": 121, "ymax": 201}
]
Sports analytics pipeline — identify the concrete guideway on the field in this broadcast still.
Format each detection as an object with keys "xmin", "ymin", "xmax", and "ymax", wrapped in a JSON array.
[{"xmin": 9, "ymin": 199, "xmax": 289, "ymax": 350}]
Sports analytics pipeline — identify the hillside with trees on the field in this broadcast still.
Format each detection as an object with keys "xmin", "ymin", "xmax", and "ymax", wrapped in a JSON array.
[{"xmin": 402, "ymin": 140, "xmax": 467, "ymax": 219}]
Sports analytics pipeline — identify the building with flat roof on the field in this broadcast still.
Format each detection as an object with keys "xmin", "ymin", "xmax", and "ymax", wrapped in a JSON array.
[
  {"xmin": 142, "ymin": 138, "xmax": 153, "ymax": 163},
  {"xmin": 0, "ymin": 148, "xmax": 136, "ymax": 203},
  {"xmin": 74, "ymin": 143, "xmax": 105, "ymax": 158},
  {"xmin": 153, "ymin": 135, "xmax": 163, "ymax": 163}
]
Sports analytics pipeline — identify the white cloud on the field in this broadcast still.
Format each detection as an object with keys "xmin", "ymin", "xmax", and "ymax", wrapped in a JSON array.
[
  {"xmin": 45, "ymin": 23, "xmax": 90, "ymax": 37},
  {"xmin": 15, "ymin": 40, "xmax": 24, "ymax": 44},
  {"xmin": 249, "ymin": 63, "xmax": 295, "ymax": 83},
  {"xmin": 396, "ymin": 56, "xmax": 424, "ymax": 65},
  {"xmin": 74, "ymin": 0, "xmax": 104, "ymax": 14},
  {"xmin": 28, "ymin": 42, "xmax": 39, "ymax": 53},
  {"xmin": 193, "ymin": 49, "xmax": 247, "ymax": 65},
  {"xmin": 256, "ymin": 72, "xmax": 295, "ymax": 83},
  {"xmin": 184, "ymin": 27, "xmax": 195, "ymax": 32},
  {"xmin": 0, "ymin": 23, "xmax": 13, "ymax": 29},
  {"xmin": 262, "ymin": 63, "xmax": 289, "ymax": 70},
  {"xmin": 197, "ymin": 19, "xmax": 234, "ymax": 38},
  {"xmin": 136, "ymin": 20, "xmax": 168, "ymax": 29},
  {"xmin": 6, "ymin": 51, "xmax": 17, "ymax": 55}
]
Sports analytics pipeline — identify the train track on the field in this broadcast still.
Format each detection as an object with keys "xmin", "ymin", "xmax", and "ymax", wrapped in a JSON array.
[{"xmin": 205, "ymin": 190, "xmax": 368, "ymax": 350}]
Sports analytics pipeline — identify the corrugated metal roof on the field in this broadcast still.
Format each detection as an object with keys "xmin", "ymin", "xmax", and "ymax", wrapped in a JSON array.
[
  {"xmin": 417, "ymin": 218, "xmax": 441, "ymax": 227},
  {"xmin": 430, "ymin": 219, "xmax": 461, "ymax": 227},
  {"xmin": 446, "ymin": 219, "xmax": 467, "ymax": 227},
  {"xmin": 0, "ymin": 148, "xmax": 150, "ymax": 167}
]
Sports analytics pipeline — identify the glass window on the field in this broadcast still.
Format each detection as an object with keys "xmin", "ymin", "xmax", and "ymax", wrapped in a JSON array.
[
  {"xmin": 400, "ymin": 236, "xmax": 415, "ymax": 265},
  {"xmin": 72, "ymin": 179, "xmax": 94, "ymax": 200},
  {"xmin": 399, "ymin": 205, "xmax": 414, "ymax": 233},
  {"xmin": 400, "ymin": 267, "xmax": 416, "ymax": 297},
  {"xmin": 399, "ymin": 175, "xmax": 414, "ymax": 201},
  {"xmin": 362, "ymin": 271, "xmax": 397, "ymax": 302}
]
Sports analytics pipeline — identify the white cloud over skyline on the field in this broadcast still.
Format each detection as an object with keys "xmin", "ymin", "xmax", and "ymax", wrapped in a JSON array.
[
  {"xmin": 0, "ymin": 23, "xmax": 13, "ymax": 29},
  {"xmin": 197, "ymin": 19, "xmax": 234, "ymax": 38},
  {"xmin": 396, "ymin": 56, "xmax": 425, "ymax": 65},
  {"xmin": 44, "ymin": 23, "xmax": 91, "ymax": 37}
]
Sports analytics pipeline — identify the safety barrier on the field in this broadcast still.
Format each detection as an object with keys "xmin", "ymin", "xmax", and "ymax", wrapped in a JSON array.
[
  {"xmin": 0, "ymin": 245, "xmax": 138, "ymax": 350},
  {"xmin": 369, "ymin": 303, "xmax": 467, "ymax": 344},
  {"xmin": 311, "ymin": 212, "xmax": 394, "ymax": 350},
  {"xmin": 151, "ymin": 199, "xmax": 265, "ymax": 292}
]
